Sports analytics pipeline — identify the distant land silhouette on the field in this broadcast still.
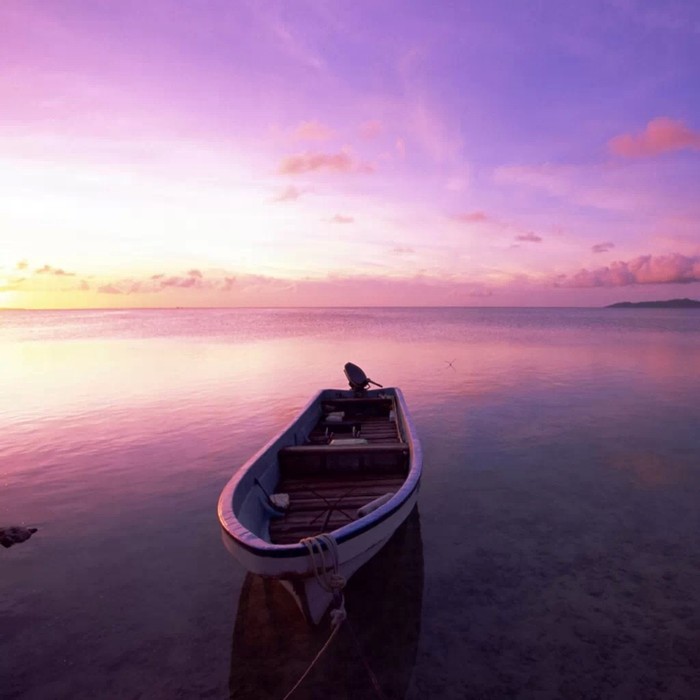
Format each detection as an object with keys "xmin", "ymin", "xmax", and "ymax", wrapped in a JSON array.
[{"xmin": 607, "ymin": 298, "xmax": 700, "ymax": 309}]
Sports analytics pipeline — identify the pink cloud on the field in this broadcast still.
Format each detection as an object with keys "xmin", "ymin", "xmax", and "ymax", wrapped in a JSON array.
[
  {"xmin": 359, "ymin": 120, "xmax": 383, "ymax": 140},
  {"xmin": 560, "ymin": 253, "xmax": 700, "ymax": 287},
  {"xmin": 222, "ymin": 276, "xmax": 236, "ymax": 292},
  {"xmin": 271, "ymin": 185, "xmax": 304, "ymax": 202},
  {"xmin": 329, "ymin": 214, "xmax": 354, "ymax": 224},
  {"xmin": 98, "ymin": 284, "xmax": 123, "ymax": 294},
  {"xmin": 278, "ymin": 151, "xmax": 374, "ymax": 175},
  {"xmin": 450, "ymin": 211, "xmax": 487, "ymax": 223},
  {"xmin": 395, "ymin": 138, "xmax": 406, "ymax": 159},
  {"xmin": 161, "ymin": 276, "xmax": 200, "ymax": 288},
  {"xmin": 35, "ymin": 264, "xmax": 76, "ymax": 276},
  {"xmin": 516, "ymin": 232, "xmax": 542, "ymax": 242},
  {"xmin": 391, "ymin": 246, "xmax": 414, "ymax": 255},
  {"xmin": 95, "ymin": 271, "xmax": 241, "ymax": 295},
  {"xmin": 86, "ymin": 269, "xmax": 502, "ymax": 306},
  {"xmin": 609, "ymin": 118, "xmax": 700, "ymax": 158},
  {"xmin": 592, "ymin": 242, "xmax": 615, "ymax": 253},
  {"xmin": 293, "ymin": 120, "xmax": 334, "ymax": 141}
]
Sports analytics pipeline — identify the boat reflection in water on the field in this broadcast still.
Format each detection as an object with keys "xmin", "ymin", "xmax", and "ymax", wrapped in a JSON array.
[{"xmin": 229, "ymin": 507, "xmax": 424, "ymax": 699}]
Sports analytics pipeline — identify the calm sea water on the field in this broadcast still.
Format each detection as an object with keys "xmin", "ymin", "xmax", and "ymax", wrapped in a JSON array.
[{"xmin": 2, "ymin": 307, "xmax": 699, "ymax": 699}]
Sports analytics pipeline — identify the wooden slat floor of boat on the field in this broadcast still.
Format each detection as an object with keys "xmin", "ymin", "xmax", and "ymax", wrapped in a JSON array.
[
  {"xmin": 280, "ymin": 474, "xmax": 406, "ymax": 492},
  {"xmin": 268, "ymin": 472, "xmax": 406, "ymax": 545},
  {"xmin": 320, "ymin": 415, "xmax": 393, "ymax": 426},
  {"xmin": 321, "ymin": 397, "xmax": 394, "ymax": 405},
  {"xmin": 286, "ymin": 495, "xmax": 394, "ymax": 512}
]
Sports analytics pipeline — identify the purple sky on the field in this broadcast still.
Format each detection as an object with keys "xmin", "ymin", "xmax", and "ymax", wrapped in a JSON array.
[{"xmin": 1, "ymin": 0, "xmax": 699, "ymax": 307}]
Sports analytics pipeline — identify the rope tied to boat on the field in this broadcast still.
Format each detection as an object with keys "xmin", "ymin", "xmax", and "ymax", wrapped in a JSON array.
[
  {"xmin": 300, "ymin": 533, "xmax": 347, "ymax": 627},
  {"xmin": 281, "ymin": 533, "xmax": 347, "ymax": 700},
  {"xmin": 283, "ymin": 533, "xmax": 388, "ymax": 700}
]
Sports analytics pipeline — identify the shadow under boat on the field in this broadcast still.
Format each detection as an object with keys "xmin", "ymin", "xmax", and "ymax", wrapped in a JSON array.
[{"xmin": 229, "ymin": 506, "xmax": 424, "ymax": 700}]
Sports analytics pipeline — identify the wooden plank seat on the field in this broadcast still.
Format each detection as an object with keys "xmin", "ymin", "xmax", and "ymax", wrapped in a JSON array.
[
  {"xmin": 321, "ymin": 397, "xmax": 394, "ymax": 407},
  {"xmin": 278, "ymin": 443, "xmax": 409, "ymax": 476}
]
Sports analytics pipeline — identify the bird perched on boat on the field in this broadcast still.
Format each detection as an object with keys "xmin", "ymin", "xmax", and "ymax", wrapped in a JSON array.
[{"xmin": 0, "ymin": 526, "xmax": 38, "ymax": 548}]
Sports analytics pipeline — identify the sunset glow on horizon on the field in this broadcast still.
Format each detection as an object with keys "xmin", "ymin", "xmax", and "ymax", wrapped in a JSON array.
[{"xmin": 2, "ymin": 0, "xmax": 699, "ymax": 308}]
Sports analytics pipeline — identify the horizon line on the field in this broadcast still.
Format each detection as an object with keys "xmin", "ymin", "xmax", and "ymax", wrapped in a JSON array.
[{"xmin": 3, "ymin": 301, "xmax": 696, "ymax": 312}]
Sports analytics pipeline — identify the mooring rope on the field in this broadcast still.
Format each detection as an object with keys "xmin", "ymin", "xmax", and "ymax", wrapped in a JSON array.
[
  {"xmin": 281, "ymin": 621, "xmax": 344, "ymax": 700},
  {"xmin": 282, "ymin": 533, "xmax": 387, "ymax": 700},
  {"xmin": 281, "ymin": 534, "xmax": 346, "ymax": 700}
]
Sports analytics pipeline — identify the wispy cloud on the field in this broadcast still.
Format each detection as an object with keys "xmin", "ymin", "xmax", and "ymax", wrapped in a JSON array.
[
  {"xmin": 493, "ymin": 163, "xmax": 647, "ymax": 212},
  {"xmin": 450, "ymin": 211, "xmax": 487, "ymax": 223},
  {"xmin": 278, "ymin": 150, "xmax": 375, "ymax": 175},
  {"xmin": 592, "ymin": 242, "xmax": 615, "ymax": 253},
  {"xmin": 391, "ymin": 246, "xmax": 415, "ymax": 255},
  {"xmin": 359, "ymin": 120, "xmax": 383, "ymax": 140},
  {"xmin": 0, "ymin": 277, "xmax": 26, "ymax": 292},
  {"xmin": 95, "ymin": 270, "xmax": 231, "ymax": 295},
  {"xmin": 293, "ymin": 120, "xmax": 334, "ymax": 141},
  {"xmin": 248, "ymin": 3, "xmax": 326, "ymax": 72},
  {"xmin": 410, "ymin": 99, "xmax": 463, "ymax": 164},
  {"xmin": 329, "ymin": 214, "xmax": 354, "ymax": 224},
  {"xmin": 516, "ymin": 232, "xmax": 542, "ymax": 243},
  {"xmin": 35, "ymin": 264, "xmax": 75, "ymax": 276},
  {"xmin": 609, "ymin": 118, "xmax": 700, "ymax": 158},
  {"xmin": 271, "ymin": 185, "xmax": 304, "ymax": 202},
  {"xmin": 97, "ymin": 284, "xmax": 123, "ymax": 294},
  {"xmin": 445, "ymin": 176, "xmax": 469, "ymax": 192},
  {"xmin": 85, "ymin": 267, "xmax": 505, "ymax": 306},
  {"xmin": 222, "ymin": 276, "xmax": 236, "ymax": 292},
  {"xmin": 558, "ymin": 253, "xmax": 700, "ymax": 287},
  {"xmin": 16, "ymin": 260, "xmax": 28, "ymax": 270},
  {"xmin": 160, "ymin": 275, "xmax": 201, "ymax": 289}
]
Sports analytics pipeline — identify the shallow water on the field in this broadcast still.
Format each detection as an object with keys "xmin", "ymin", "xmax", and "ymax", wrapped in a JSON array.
[{"xmin": 1, "ymin": 308, "xmax": 699, "ymax": 699}]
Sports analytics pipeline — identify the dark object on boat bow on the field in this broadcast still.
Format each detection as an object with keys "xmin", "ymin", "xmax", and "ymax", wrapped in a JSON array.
[{"xmin": 344, "ymin": 362, "xmax": 383, "ymax": 392}]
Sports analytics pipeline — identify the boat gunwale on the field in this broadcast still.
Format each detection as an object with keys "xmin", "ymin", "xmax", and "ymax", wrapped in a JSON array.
[{"xmin": 217, "ymin": 387, "xmax": 422, "ymax": 559}]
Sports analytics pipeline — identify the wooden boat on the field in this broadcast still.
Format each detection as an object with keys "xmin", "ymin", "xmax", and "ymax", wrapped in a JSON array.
[{"xmin": 218, "ymin": 363, "xmax": 422, "ymax": 625}]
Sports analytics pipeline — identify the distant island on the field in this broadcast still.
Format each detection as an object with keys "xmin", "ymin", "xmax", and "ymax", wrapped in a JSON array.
[{"xmin": 607, "ymin": 298, "xmax": 700, "ymax": 309}]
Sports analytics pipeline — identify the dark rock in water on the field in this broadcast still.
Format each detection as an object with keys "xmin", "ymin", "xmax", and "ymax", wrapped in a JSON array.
[{"xmin": 0, "ymin": 527, "xmax": 38, "ymax": 548}]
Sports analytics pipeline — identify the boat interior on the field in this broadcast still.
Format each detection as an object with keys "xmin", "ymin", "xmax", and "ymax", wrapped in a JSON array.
[{"xmin": 268, "ymin": 397, "xmax": 410, "ymax": 544}]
